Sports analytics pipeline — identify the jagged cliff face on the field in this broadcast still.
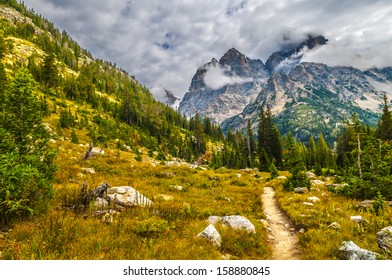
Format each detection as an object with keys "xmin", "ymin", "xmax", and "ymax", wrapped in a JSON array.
[
  {"xmin": 179, "ymin": 35, "xmax": 392, "ymax": 142},
  {"xmin": 179, "ymin": 48, "xmax": 269, "ymax": 124}
]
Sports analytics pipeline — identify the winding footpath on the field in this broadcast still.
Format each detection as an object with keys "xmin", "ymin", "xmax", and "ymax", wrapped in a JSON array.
[{"xmin": 262, "ymin": 186, "xmax": 301, "ymax": 260}]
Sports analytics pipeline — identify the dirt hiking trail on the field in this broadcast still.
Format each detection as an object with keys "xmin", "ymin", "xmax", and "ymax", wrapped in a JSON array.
[{"xmin": 262, "ymin": 186, "xmax": 301, "ymax": 260}]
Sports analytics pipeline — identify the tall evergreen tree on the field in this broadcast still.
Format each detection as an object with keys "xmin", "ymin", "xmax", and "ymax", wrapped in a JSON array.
[
  {"xmin": 257, "ymin": 106, "xmax": 283, "ymax": 167},
  {"xmin": 309, "ymin": 135, "xmax": 317, "ymax": 168},
  {"xmin": 41, "ymin": 53, "xmax": 59, "ymax": 88},
  {"xmin": 0, "ymin": 68, "xmax": 56, "ymax": 221},
  {"xmin": 376, "ymin": 94, "xmax": 392, "ymax": 141},
  {"xmin": 246, "ymin": 119, "xmax": 255, "ymax": 167}
]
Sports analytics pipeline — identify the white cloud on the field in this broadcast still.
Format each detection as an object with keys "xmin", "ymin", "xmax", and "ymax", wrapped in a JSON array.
[
  {"xmin": 21, "ymin": 0, "xmax": 392, "ymax": 96},
  {"xmin": 204, "ymin": 64, "xmax": 253, "ymax": 90}
]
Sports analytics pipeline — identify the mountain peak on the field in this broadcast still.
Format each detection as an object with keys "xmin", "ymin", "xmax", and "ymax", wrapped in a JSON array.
[
  {"xmin": 219, "ymin": 47, "xmax": 248, "ymax": 65},
  {"xmin": 265, "ymin": 34, "xmax": 328, "ymax": 73}
]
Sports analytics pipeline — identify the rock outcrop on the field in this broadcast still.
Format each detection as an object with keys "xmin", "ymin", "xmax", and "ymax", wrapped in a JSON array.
[
  {"xmin": 221, "ymin": 215, "xmax": 256, "ymax": 234},
  {"xmin": 107, "ymin": 186, "xmax": 153, "ymax": 207},
  {"xmin": 377, "ymin": 226, "xmax": 392, "ymax": 252},
  {"xmin": 338, "ymin": 241, "xmax": 378, "ymax": 260},
  {"xmin": 197, "ymin": 224, "xmax": 222, "ymax": 247}
]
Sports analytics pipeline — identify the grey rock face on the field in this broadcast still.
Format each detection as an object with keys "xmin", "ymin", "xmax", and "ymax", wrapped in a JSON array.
[
  {"xmin": 107, "ymin": 186, "xmax": 153, "ymax": 207},
  {"xmin": 377, "ymin": 226, "xmax": 392, "ymax": 252},
  {"xmin": 197, "ymin": 224, "xmax": 222, "ymax": 247},
  {"xmin": 338, "ymin": 241, "xmax": 378, "ymax": 260},
  {"xmin": 221, "ymin": 215, "xmax": 256, "ymax": 234},
  {"xmin": 179, "ymin": 35, "xmax": 392, "ymax": 143}
]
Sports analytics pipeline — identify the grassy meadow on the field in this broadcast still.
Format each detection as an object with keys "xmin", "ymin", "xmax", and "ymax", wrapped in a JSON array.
[
  {"xmin": 271, "ymin": 176, "xmax": 392, "ymax": 260},
  {"xmin": 1, "ymin": 139, "xmax": 271, "ymax": 260},
  {"xmin": 1, "ymin": 133, "xmax": 392, "ymax": 260}
]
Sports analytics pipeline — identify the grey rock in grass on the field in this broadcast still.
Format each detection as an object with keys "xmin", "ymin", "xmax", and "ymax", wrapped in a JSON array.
[
  {"xmin": 294, "ymin": 187, "xmax": 309, "ymax": 194},
  {"xmin": 328, "ymin": 222, "xmax": 341, "ymax": 230},
  {"xmin": 377, "ymin": 226, "xmax": 392, "ymax": 252},
  {"xmin": 93, "ymin": 197, "xmax": 109, "ymax": 210},
  {"xmin": 222, "ymin": 215, "xmax": 256, "ymax": 234},
  {"xmin": 308, "ymin": 196, "xmax": 320, "ymax": 203},
  {"xmin": 356, "ymin": 200, "xmax": 374, "ymax": 209},
  {"xmin": 107, "ymin": 186, "xmax": 153, "ymax": 207},
  {"xmin": 197, "ymin": 224, "xmax": 222, "ymax": 247},
  {"xmin": 338, "ymin": 241, "xmax": 378, "ymax": 260},
  {"xmin": 350, "ymin": 216, "xmax": 366, "ymax": 223}
]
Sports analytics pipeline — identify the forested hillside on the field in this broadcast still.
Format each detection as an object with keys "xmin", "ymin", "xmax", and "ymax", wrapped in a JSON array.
[
  {"xmin": 0, "ymin": 0, "xmax": 224, "ymax": 222},
  {"xmin": 1, "ymin": 0, "xmax": 392, "ymax": 261}
]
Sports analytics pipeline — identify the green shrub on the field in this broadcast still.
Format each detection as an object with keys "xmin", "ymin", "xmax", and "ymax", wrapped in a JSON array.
[{"xmin": 283, "ymin": 169, "xmax": 311, "ymax": 191}]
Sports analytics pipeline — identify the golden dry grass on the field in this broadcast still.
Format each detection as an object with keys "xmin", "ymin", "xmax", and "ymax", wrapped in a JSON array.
[{"xmin": 1, "ymin": 140, "xmax": 271, "ymax": 260}]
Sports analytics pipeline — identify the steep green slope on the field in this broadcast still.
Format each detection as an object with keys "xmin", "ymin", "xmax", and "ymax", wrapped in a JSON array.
[{"xmin": 0, "ymin": 0, "xmax": 221, "ymax": 164}]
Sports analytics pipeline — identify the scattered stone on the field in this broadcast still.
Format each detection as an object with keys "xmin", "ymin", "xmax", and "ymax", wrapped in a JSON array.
[
  {"xmin": 153, "ymin": 194, "xmax": 174, "ymax": 202},
  {"xmin": 304, "ymin": 202, "xmax": 314, "ymax": 207},
  {"xmin": 166, "ymin": 161, "xmax": 181, "ymax": 167},
  {"xmin": 95, "ymin": 210, "xmax": 120, "ymax": 217},
  {"xmin": 311, "ymin": 180, "xmax": 325, "ymax": 186},
  {"xmin": 89, "ymin": 182, "xmax": 110, "ymax": 199},
  {"xmin": 306, "ymin": 172, "xmax": 317, "ymax": 179},
  {"xmin": 49, "ymin": 139, "xmax": 56, "ymax": 144},
  {"xmin": 338, "ymin": 241, "xmax": 378, "ymax": 260},
  {"xmin": 222, "ymin": 215, "xmax": 256, "ymax": 234},
  {"xmin": 162, "ymin": 172, "xmax": 174, "ymax": 178},
  {"xmin": 299, "ymin": 228, "xmax": 306, "ymax": 234},
  {"xmin": 290, "ymin": 228, "xmax": 295, "ymax": 232},
  {"xmin": 277, "ymin": 176, "xmax": 287, "ymax": 180},
  {"xmin": 91, "ymin": 147, "xmax": 104, "ymax": 156},
  {"xmin": 197, "ymin": 224, "xmax": 222, "ymax": 247},
  {"xmin": 208, "ymin": 216, "xmax": 222, "ymax": 225},
  {"xmin": 294, "ymin": 187, "xmax": 309, "ymax": 194},
  {"xmin": 93, "ymin": 197, "xmax": 109, "ymax": 210},
  {"xmin": 321, "ymin": 192, "xmax": 329, "ymax": 197},
  {"xmin": 80, "ymin": 167, "xmax": 95, "ymax": 175},
  {"xmin": 170, "ymin": 185, "xmax": 184, "ymax": 191},
  {"xmin": 356, "ymin": 200, "xmax": 374, "ymax": 209},
  {"xmin": 351, "ymin": 216, "xmax": 366, "ymax": 223},
  {"xmin": 107, "ymin": 186, "xmax": 153, "ymax": 207},
  {"xmin": 221, "ymin": 254, "xmax": 231, "ymax": 260},
  {"xmin": 328, "ymin": 222, "xmax": 341, "ymax": 230},
  {"xmin": 307, "ymin": 196, "xmax": 320, "ymax": 203},
  {"xmin": 0, "ymin": 233, "xmax": 4, "ymax": 239},
  {"xmin": 377, "ymin": 226, "xmax": 392, "ymax": 252},
  {"xmin": 268, "ymin": 234, "xmax": 275, "ymax": 240},
  {"xmin": 236, "ymin": 173, "xmax": 242, "ymax": 178},
  {"xmin": 259, "ymin": 219, "xmax": 270, "ymax": 228},
  {"xmin": 388, "ymin": 201, "xmax": 392, "ymax": 207}
]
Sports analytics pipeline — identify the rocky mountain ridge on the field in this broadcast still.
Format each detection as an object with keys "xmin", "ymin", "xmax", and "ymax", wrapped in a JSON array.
[{"xmin": 179, "ymin": 35, "xmax": 392, "ymax": 142}]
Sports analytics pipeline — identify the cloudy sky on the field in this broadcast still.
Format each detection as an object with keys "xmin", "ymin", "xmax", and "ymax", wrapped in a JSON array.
[{"xmin": 22, "ymin": 0, "xmax": 392, "ymax": 97}]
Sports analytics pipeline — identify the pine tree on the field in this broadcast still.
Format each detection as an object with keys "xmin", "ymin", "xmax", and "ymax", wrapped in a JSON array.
[
  {"xmin": 257, "ymin": 106, "xmax": 283, "ymax": 167},
  {"xmin": 0, "ymin": 68, "xmax": 56, "ymax": 221},
  {"xmin": 41, "ymin": 53, "xmax": 59, "ymax": 88},
  {"xmin": 316, "ymin": 133, "xmax": 330, "ymax": 168},
  {"xmin": 246, "ymin": 119, "xmax": 255, "ymax": 167},
  {"xmin": 376, "ymin": 94, "xmax": 392, "ymax": 141},
  {"xmin": 309, "ymin": 136, "xmax": 316, "ymax": 168}
]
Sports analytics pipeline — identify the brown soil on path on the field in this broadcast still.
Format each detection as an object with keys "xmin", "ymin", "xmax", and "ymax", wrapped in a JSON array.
[{"xmin": 262, "ymin": 186, "xmax": 301, "ymax": 260}]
